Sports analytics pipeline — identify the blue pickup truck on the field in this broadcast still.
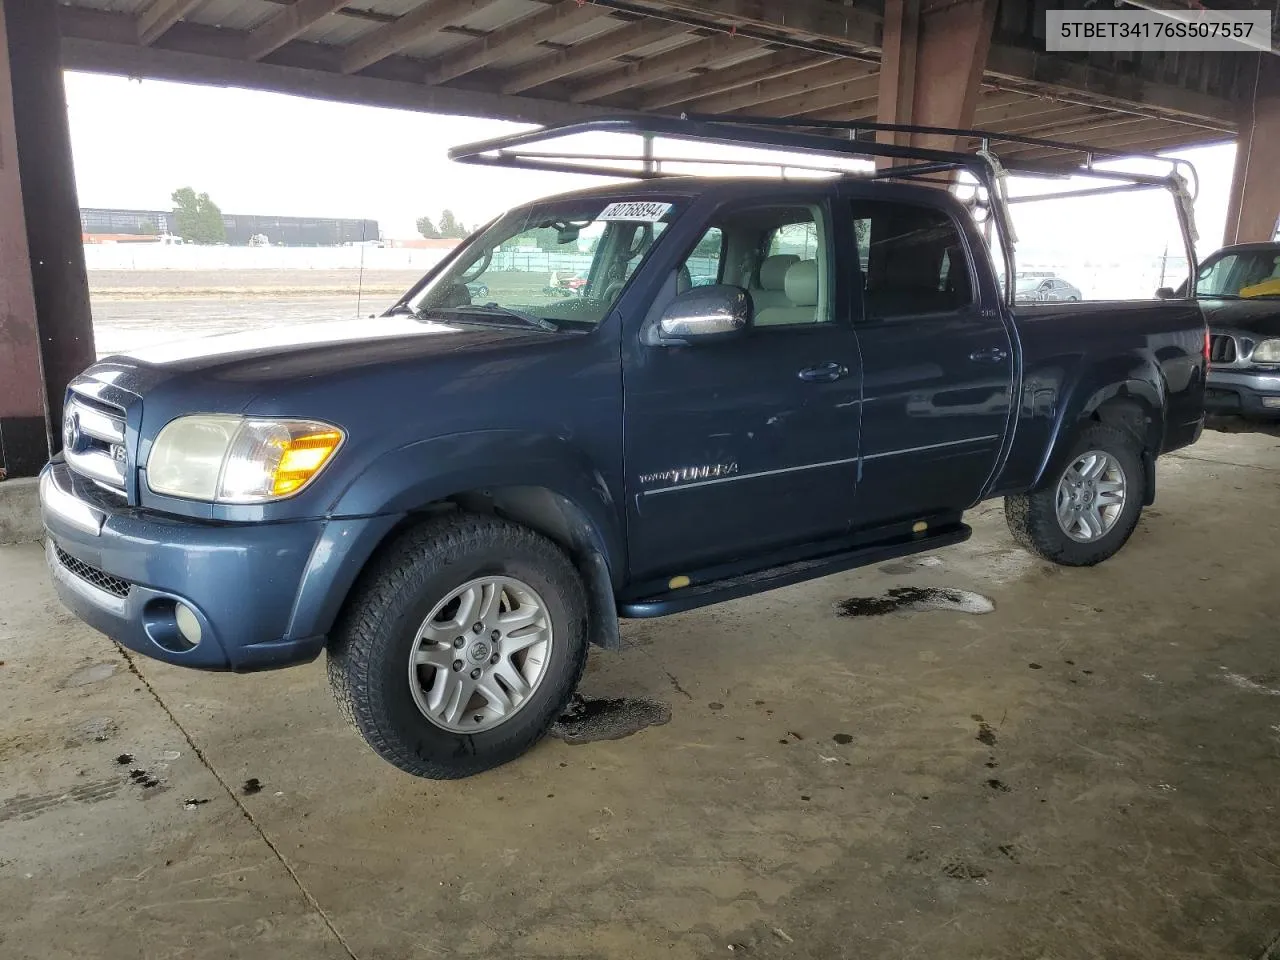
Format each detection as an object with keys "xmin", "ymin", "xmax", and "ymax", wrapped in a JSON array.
[{"xmin": 40, "ymin": 119, "xmax": 1207, "ymax": 778}]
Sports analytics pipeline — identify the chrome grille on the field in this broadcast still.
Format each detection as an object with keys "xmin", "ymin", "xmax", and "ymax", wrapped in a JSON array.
[
  {"xmin": 53, "ymin": 545, "xmax": 131, "ymax": 598},
  {"xmin": 63, "ymin": 393, "xmax": 127, "ymax": 492},
  {"xmin": 1209, "ymin": 334, "xmax": 1237, "ymax": 364}
]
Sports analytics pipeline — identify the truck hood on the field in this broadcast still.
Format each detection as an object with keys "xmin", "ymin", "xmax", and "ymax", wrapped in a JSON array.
[
  {"xmin": 1199, "ymin": 298, "xmax": 1280, "ymax": 337},
  {"xmin": 89, "ymin": 316, "xmax": 555, "ymax": 399},
  {"xmin": 122, "ymin": 315, "xmax": 449, "ymax": 367}
]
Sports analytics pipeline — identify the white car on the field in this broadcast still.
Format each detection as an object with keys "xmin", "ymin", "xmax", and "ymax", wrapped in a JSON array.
[{"xmin": 1016, "ymin": 276, "xmax": 1082, "ymax": 302}]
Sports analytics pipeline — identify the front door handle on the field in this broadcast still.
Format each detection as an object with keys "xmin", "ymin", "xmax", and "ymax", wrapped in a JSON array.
[
  {"xmin": 798, "ymin": 362, "xmax": 848, "ymax": 383},
  {"xmin": 969, "ymin": 346, "xmax": 1009, "ymax": 363}
]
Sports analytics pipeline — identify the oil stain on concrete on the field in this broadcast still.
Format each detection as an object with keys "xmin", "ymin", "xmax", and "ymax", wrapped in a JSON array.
[
  {"xmin": 834, "ymin": 586, "xmax": 994, "ymax": 617},
  {"xmin": 549, "ymin": 693, "xmax": 672, "ymax": 745}
]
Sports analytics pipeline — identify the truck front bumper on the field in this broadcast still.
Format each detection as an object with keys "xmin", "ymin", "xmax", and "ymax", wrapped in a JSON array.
[
  {"xmin": 1205, "ymin": 369, "xmax": 1280, "ymax": 418},
  {"xmin": 39, "ymin": 459, "xmax": 400, "ymax": 671}
]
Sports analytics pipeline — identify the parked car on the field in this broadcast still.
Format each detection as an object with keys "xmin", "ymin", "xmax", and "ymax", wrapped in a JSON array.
[
  {"xmin": 1015, "ymin": 275, "xmax": 1082, "ymax": 302},
  {"xmin": 40, "ymin": 123, "xmax": 1206, "ymax": 780},
  {"xmin": 464, "ymin": 281, "xmax": 489, "ymax": 300},
  {"xmin": 543, "ymin": 272, "xmax": 588, "ymax": 297},
  {"xmin": 1162, "ymin": 242, "xmax": 1280, "ymax": 418}
]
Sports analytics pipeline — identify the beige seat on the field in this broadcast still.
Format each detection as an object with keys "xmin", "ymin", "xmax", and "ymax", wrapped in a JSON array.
[
  {"xmin": 750, "ymin": 254, "xmax": 799, "ymax": 311},
  {"xmin": 755, "ymin": 260, "xmax": 820, "ymax": 326}
]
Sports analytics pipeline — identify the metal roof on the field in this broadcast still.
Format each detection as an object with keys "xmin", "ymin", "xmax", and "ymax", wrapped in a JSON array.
[{"xmin": 56, "ymin": 0, "xmax": 1248, "ymax": 157}]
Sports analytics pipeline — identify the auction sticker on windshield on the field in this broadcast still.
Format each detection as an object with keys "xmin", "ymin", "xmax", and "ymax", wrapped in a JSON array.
[{"xmin": 599, "ymin": 201, "xmax": 672, "ymax": 222}]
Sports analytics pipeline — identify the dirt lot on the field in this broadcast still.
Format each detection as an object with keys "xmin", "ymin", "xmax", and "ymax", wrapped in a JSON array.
[
  {"xmin": 3, "ymin": 427, "xmax": 1280, "ymax": 959},
  {"xmin": 87, "ymin": 269, "xmax": 570, "ymax": 355},
  {"xmin": 89, "ymin": 269, "xmax": 423, "ymax": 298}
]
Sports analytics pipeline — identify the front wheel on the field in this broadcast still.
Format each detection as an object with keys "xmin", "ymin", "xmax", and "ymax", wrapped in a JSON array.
[
  {"xmin": 327, "ymin": 513, "xmax": 588, "ymax": 779},
  {"xmin": 1004, "ymin": 423, "xmax": 1145, "ymax": 566}
]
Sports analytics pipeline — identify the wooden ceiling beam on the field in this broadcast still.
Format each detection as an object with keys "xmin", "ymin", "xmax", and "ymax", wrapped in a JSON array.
[
  {"xmin": 610, "ymin": 0, "xmax": 881, "ymax": 54},
  {"xmin": 638, "ymin": 50, "xmax": 829, "ymax": 110},
  {"xmin": 136, "ymin": 0, "xmax": 202, "ymax": 46},
  {"xmin": 800, "ymin": 100, "xmax": 879, "ymax": 123},
  {"xmin": 502, "ymin": 18, "xmax": 687, "ymax": 94},
  {"xmin": 423, "ymin": 1, "xmax": 606, "ymax": 85},
  {"xmin": 991, "ymin": 105, "xmax": 1104, "ymax": 135},
  {"xmin": 997, "ymin": 122, "xmax": 1205, "ymax": 161},
  {"xmin": 975, "ymin": 96, "xmax": 1074, "ymax": 126},
  {"xmin": 244, "ymin": 0, "xmax": 352, "ymax": 61},
  {"xmin": 569, "ymin": 33, "xmax": 750, "ymax": 103},
  {"xmin": 620, "ymin": 0, "xmax": 1235, "ymax": 128},
  {"xmin": 973, "ymin": 91, "xmax": 1038, "ymax": 113},
  {"xmin": 739, "ymin": 69, "xmax": 880, "ymax": 118},
  {"xmin": 341, "ymin": 0, "xmax": 498, "ymax": 75},
  {"xmin": 59, "ymin": 13, "xmax": 599, "ymax": 126},
  {"xmin": 1014, "ymin": 112, "xmax": 1149, "ymax": 140},
  {"xmin": 685, "ymin": 59, "xmax": 866, "ymax": 114}
]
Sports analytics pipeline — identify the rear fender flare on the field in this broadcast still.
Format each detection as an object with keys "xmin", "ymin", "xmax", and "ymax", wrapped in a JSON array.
[{"xmin": 1033, "ymin": 364, "xmax": 1164, "ymax": 491}]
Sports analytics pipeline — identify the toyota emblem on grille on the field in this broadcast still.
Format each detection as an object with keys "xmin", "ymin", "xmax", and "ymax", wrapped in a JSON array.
[{"xmin": 63, "ymin": 410, "xmax": 81, "ymax": 452}]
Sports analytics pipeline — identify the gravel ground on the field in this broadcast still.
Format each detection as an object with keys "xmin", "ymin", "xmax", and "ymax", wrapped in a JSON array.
[{"xmin": 89, "ymin": 270, "xmax": 423, "ymax": 356}]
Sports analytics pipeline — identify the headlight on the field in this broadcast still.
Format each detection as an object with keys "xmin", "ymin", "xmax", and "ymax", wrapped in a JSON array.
[
  {"xmin": 1252, "ymin": 338, "xmax": 1280, "ymax": 364},
  {"xmin": 147, "ymin": 416, "xmax": 344, "ymax": 503}
]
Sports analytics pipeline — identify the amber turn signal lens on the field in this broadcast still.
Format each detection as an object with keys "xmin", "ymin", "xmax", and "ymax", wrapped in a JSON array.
[{"xmin": 270, "ymin": 430, "xmax": 344, "ymax": 496}]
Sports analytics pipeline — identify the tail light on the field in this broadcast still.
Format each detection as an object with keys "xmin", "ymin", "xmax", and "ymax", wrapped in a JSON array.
[{"xmin": 1204, "ymin": 330, "xmax": 1210, "ymax": 362}]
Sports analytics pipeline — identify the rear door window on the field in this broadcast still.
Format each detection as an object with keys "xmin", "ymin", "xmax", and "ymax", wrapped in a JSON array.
[{"xmin": 849, "ymin": 200, "xmax": 974, "ymax": 319}]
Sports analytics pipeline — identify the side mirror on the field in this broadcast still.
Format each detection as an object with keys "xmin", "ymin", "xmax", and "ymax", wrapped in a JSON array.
[
  {"xmin": 1155, "ymin": 287, "xmax": 1176, "ymax": 300},
  {"xmin": 654, "ymin": 284, "xmax": 752, "ymax": 345}
]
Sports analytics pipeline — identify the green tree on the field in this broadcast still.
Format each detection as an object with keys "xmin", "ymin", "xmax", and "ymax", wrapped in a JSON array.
[
  {"xmin": 415, "ymin": 215, "xmax": 440, "ymax": 239},
  {"xmin": 438, "ymin": 209, "xmax": 468, "ymax": 239},
  {"xmin": 137, "ymin": 219, "xmax": 159, "ymax": 236},
  {"xmin": 171, "ymin": 187, "xmax": 226, "ymax": 244},
  {"xmin": 532, "ymin": 227, "xmax": 564, "ymax": 252}
]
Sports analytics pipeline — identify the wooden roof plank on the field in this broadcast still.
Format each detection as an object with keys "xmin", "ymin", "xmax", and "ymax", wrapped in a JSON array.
[
  {"xmin": 719, "ymin": 66, "xmax": 880, "ymax": 117},
  {"xmin": 424, "ymin": 1, "xmax": 608, "ymax": 85},
  {"xmin": 341, "ymin": 0, "xmax": 500, "ymax": 75},
  {"xmin": 569, "ymin": 34, "xmax": 754, "ymax": 103},
  {"xmin": 137, "ymin": 0, "xmax": 203, "ymax": 46},
  {"xmin": 638, "ymin": 49, "xmax": 828, "ymax": 110},
  {"xmin": 502, "ymin": 17, "xmax": 688, "ymax": 94},
  {"xmin": 245, "ymin": 0, "xmax": 354, "ymax": 62}
]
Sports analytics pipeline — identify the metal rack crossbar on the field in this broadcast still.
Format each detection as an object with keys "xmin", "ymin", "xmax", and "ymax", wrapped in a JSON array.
[{"xmin": 449, "ymin": 114, "xmax": 1200, "ymax": 302}]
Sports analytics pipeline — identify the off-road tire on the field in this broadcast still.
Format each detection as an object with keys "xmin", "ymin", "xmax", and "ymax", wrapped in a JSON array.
[
  {"xmin": 1004, "ymin": 422, "xmax": 1145, "ymax": 567},
  {"xmin": 327, "ymin": 513, "xmax": 588, "ymax": 779}
]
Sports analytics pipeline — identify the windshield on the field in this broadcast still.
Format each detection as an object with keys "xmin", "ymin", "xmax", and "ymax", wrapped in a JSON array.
[
  {"xmin": 408, "ymin": 198, "xmax": 683, "ymax": 329},
  {"xmin": 1195, "ymin": 249, "xmax": 1280, "ymax": 298},
  {"xmin": 1015, "ymin": 278, "xmax": 1043, "ymax": 294}
]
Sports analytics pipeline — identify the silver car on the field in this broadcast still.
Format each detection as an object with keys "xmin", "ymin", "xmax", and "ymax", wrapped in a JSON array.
[{"xmin": 1015, "ymin": 276, "xmax": 1082, "ymax": 302}]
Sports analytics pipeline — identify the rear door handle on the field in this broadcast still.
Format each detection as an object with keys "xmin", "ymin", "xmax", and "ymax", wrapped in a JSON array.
[
  {"xmin": 798, "ymin": 362, "xmax": 848, "ymax": 383},
  {"xmin": 968, "ymin": 346, "xmax": 1009, "ymax": 363}
]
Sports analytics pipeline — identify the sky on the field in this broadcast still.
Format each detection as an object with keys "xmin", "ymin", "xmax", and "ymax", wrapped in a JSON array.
[{"xmin": 64, "ymin": 70, "xmax": 1237, "ymax": 261}]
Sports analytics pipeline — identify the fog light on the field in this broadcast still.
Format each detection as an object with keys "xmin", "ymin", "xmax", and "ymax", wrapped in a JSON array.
[
  {"xmin": 1261, "ymin": 397, "xmax": 1280, "ymax": 409},
  {"xmin": 174, "ymin": 603, "xmax": 203, "ymax": 647}
]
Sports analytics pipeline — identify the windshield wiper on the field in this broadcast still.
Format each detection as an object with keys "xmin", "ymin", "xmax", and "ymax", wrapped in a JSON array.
[{"xmin": 420, "ymin": 305, "xmax": 557, "ymax": 332}]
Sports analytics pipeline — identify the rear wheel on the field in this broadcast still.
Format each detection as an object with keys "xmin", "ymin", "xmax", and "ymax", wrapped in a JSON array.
[
  {"xmin": 1005, "ymin": 423, "xmax": 1145, "ymax": 566},
  {"xmin": 327, "ymin": 513, "xmax": 588, "ymax": 779}
]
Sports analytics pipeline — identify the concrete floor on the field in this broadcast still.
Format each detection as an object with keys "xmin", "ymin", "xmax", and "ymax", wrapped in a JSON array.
[{"xmin": 3, "ymin": 427, "xmax": 1280, "ymax": 960}]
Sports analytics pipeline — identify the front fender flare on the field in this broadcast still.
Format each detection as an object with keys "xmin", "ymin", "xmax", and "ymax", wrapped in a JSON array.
[{"xmin": 330, "ymin": 430, "xmax": 624, "ymax": 567}]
